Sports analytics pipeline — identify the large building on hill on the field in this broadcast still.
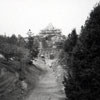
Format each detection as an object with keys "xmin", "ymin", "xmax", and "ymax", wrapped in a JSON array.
[
  {"xmin": 39, "ymin": 24, "xmax": 61, "ymax": 37},
  {"xmin": 38, "ymin": 24, "xmax": 65, "ymax": 59}
]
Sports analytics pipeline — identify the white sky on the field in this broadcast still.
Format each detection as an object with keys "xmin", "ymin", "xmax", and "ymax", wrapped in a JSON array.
[{"xmin": 0, "ymin": 0, "xmax": 99, "ymax": 37}]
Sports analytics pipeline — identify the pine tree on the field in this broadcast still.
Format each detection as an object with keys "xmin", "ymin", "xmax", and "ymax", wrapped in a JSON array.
[
  {"xmin": 26, "ymin": 29, "xmax": 39, "ymax": 58},
  {"xmin": 64, "ymin": 3, "xmax": 100, "ymax": 100},
  {"xmin": 64, "ymin": 29, "xmax": 77, "ymax": 54}
]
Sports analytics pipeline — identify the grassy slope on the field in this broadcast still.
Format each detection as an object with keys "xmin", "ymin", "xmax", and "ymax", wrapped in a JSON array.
[{"xmin": 0, "ymin": 59, "xmax": 43, "ymax": 100}]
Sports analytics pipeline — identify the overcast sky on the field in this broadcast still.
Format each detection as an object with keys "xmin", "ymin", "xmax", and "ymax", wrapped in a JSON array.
[{"xmin": 0, "ymin": 0, "xmax": 99, "ymax": 37}]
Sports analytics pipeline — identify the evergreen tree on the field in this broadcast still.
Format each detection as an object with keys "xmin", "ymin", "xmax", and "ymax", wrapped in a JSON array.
[
  {"xmin": 17, "ymin": 35, "xmax": 26, "ymax": 47},
  {"xmin": 64, "ymin": 3, "xmax": 100, "ymax": 100},
  {"xmin": 26, "ymin": 29, "xmax": 39, "ymax": 58},
  {"xmin": 64, "ymin": 29, "xmax": 77, "ymax": 54},
  {"xmin": 8, "ymin": 34, "xmax": 18, "ymax": 45}
]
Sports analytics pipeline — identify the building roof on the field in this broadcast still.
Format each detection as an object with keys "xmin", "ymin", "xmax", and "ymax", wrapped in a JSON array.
[
  {"xmin": 40, "ymin": 24, "xmax": 61, "ymax": 35},
  {"xmin": 45, "ymin": 23, "xmax": 55, "ymax": 31}
]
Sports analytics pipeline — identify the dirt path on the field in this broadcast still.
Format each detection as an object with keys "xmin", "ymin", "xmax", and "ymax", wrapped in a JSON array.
[{"xmin": 26, "ymin": 59, "xmax": 66, "ymax": 100}]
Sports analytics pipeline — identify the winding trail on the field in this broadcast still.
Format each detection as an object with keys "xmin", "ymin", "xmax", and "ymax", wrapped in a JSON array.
[{"xmin": 26, "ymin": 58, "xmax": 66, "ymax": 100}]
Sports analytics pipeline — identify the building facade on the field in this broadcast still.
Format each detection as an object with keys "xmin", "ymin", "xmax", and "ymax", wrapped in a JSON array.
[{"xmin": 38, "ymin": 24, "xmax": 65, "ymax": 59}]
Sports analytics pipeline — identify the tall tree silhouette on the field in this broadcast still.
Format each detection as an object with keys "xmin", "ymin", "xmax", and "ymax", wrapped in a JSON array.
[
  {"xmin": 27, "ymin": 29, "xmax": 38, "ymax": 58},
  {"xmin": 64, "ymin": 3, "xmax": 100, "ymax": 100},
  {"xmin": 64, "ymin": 29, "xmax": 77, "ymax": 54}
]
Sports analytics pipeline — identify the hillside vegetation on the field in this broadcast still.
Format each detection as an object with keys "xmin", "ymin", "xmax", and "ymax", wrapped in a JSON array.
[
  {"xmin": 63, "ymin": 3, "xmax": 100, "ymax": 100},
  {"xmin": 0, "ymin": 32, "xmax": 40, "ymax": 100}
]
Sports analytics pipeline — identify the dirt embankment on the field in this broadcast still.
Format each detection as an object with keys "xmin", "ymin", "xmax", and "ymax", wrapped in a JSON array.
[
  {"xmin": 25, "ymin": 58, "xmax": 66, "ymax": 100},
  {"xmin": 0, "ymin": 62, "xmax": 43, "ymax": 100}
]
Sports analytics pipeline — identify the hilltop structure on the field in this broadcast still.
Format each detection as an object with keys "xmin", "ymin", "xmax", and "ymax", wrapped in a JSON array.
[{"xmin": 38, "ymin": 24, "xmax": 65, "ymax": 59}]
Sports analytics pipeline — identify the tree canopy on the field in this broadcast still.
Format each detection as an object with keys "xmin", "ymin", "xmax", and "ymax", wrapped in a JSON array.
[{"xmin": 64, "ymin": 3, "xmax": 100, "ymax": 100}]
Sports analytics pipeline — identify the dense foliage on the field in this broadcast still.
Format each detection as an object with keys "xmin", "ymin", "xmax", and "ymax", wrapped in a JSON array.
[
  {"xmin": 0, "ymin": 32, "xmax": 39, "ymax": 99},
  {"xmin": 26, "ymin": 30, "xmax": 39, "ymax": 58},
  {"xmin": 64, "ymin": 29, "xmax": 77, "ymax": 54},
  {"xmin": 64, "ymin": 3, "xmax": 100, "ymax": 100}
]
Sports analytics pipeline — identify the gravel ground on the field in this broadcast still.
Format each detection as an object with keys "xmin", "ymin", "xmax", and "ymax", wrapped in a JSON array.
[{"xmin": 25, "ymin": 58, "xmax": 66, "ymax": 100}]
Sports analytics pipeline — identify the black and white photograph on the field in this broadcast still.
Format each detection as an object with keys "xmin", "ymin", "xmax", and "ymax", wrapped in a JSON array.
[{"xmin": 0, "ymin": 0, "xmax": 100, "ymax": 100}]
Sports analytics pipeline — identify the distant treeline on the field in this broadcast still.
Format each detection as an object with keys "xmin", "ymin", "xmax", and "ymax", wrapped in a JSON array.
[{"xmin": 0, "ymin": 32, "xmax": 39, "ymax": 99}]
